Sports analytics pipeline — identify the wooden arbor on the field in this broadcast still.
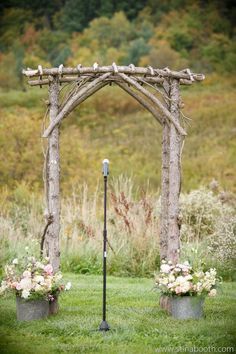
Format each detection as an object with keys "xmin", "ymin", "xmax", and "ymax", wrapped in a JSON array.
[{"xmin": 23, "ymin": 64, "xmax": 205, "ymax": 272}]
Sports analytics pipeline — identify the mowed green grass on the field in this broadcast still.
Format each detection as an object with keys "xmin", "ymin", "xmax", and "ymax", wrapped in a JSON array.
[{"xmin": 0, "ymin": 274, "xmax": 235, "ymax": 354}]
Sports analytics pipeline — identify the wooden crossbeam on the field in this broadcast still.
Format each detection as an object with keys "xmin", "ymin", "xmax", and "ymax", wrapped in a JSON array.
[
  {"xmin": 27, "ymin": 75, "xmax": 194, "ymax": 87},
  {"xmin": 22, "ymin": 65, "xmax": 205, "ymax": 82}
]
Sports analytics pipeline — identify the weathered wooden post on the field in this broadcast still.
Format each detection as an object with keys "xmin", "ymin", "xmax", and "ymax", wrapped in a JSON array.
[
  {"xmin": 167, "ymin": 78, "xmax": 182, "ymax": 264},
  {"xmin": 160, "ymin": 80, "xmax": 170, "ymax": 260},
  {"xmin": 45, "ymin": 76, "xmax": 60, "ymax": 272}
]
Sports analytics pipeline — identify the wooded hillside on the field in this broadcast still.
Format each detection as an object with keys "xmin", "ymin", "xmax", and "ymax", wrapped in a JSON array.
[{"xmin": 0, "ymin": 0, "xmax": 235, "ymax": 193}]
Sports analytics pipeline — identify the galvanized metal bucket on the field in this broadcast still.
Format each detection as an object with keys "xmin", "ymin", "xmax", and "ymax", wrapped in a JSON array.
[
  {"xmin": 16, "ymin": 296, "xmax": 49, "ymax": 321},
  {"xmin": 170, "ymin": 296, "xmax": 204, "ymax": 320}
]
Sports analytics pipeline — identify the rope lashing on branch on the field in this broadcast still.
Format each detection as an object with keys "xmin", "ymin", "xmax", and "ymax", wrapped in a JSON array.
[
  {"xmin": 93, "ymin": 62, "xmax": 99, "ymax": 71},
  {"xmin": 77, "ymin": 64, "xmax": 82, "ymax": 76},
  {"xmin": 58, "ymin": 64, "xmax": 64, "ymax": 75},
  {"xmin": 186, "ymin": 68, "xmax": 195, "ymax": 82},
  {"xmin": 38, "ymin": 65, "xmax": 43, "ymax": 88},
  {"xmin": 112, "ymin": 62, "xmax": 118, "ymax": 73},
  {"xmin": 77, "ymin": 64, "xmax": 82, "ymax": 72},
  {"xmin": 129, "ymin": 64, "xmax": 135, "ymax": 72},
  {"xmin": 58, "ymin": 64, "xmax": 64, "ymax": 85},
  {"xmin": 148, "ymin": 66, "xmax": 155, "ymax": 76},
  {"xmin": 76, "ymin": 64, "xmax": 83, "ymax": 84}
]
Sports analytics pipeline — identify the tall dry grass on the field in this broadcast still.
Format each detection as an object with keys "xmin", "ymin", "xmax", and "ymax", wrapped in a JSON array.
[
  {"xmin": 0, "ymin": 177, "xmax": 160, "ymax": 277},
  {"xmin": 0, "ymin": 177, "xmax": 235, "ymax": 279}
]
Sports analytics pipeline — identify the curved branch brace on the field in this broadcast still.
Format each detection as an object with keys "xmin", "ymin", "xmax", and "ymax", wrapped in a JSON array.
[
  {"xmin": 43, "ymin": 72, "xmax": 111, "ymax": 137},
  {"xmin": 117, "ymin": 73, "xmax": 187, "ymax": 136},
  {"xmin": 116, "ymin": 82, "xmax": 164, "ymax": 126}
]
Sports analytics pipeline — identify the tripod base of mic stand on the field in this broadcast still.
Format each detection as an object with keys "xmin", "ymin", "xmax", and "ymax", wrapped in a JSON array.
[{"xmin": 99, "ymin": 320, "xmax": 110, "ymax": 331}]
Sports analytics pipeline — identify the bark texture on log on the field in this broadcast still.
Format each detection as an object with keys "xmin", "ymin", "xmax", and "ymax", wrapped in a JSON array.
[
  {"xmin": 27, "ymin": 75, "xmax": 194, "ymax": 87},
  {"xmin": 160, "ymin": 82, "xmax": 170, "ymax": 260},
  {"xmin": 167, "ymin": 79, "xmax": 182, "ymax": 264},
  {"xmin": 45, "ymin": 77, "xmax": 60, "ymax": 272},
  {"xmin": 22, "ymin": 66, "xmax": 205, "ymax": 82}
]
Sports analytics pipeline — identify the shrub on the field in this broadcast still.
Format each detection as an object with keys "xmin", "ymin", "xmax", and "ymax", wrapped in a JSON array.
[{"xmin": 180, "ymin": 187, "xmax": 233, "ymax": 243}]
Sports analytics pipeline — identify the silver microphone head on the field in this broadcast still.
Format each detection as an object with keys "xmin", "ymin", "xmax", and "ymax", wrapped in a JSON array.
[{"xmin": 102, "ymin": 159, "xmax": 109, "ymax": 177}]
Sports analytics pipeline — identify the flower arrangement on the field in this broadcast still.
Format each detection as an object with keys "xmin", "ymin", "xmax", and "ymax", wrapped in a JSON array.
[
  {"xmin": 0, "ymin": 255, "xmax": 71, "ymax": 301},
  {"xmin": 155, "ymin": 260, "xmax": 218, "ymax": 297}
]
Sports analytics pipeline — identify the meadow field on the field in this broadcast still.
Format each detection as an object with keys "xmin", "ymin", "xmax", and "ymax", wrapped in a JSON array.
[{"xmin": 1, "ymin": 274, "xmax": 235, "ymax": 354}]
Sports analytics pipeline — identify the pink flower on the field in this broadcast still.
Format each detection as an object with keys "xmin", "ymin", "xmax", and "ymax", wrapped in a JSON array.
[
  {"xmin": 48, "ymin": 294, "xmax": 54, "ymax": 302},
  {"xmin": 16, "ymin": 283, "xmax": 22, "ymax": 290},
  {"xmin": 175, "ymin": 286, "xmax": 182, "ymax": 294},
  {"xmin": 11, "ymin": 282, "xmax": 18, "ymax": 289},
  {"xmin": 44, "ymin": 264, "xmax": 53, "ymax": 275}
]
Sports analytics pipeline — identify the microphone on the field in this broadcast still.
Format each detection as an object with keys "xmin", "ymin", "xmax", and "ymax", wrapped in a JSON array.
[{"xmin": 102, "ymin": 159, "xmax": 109, "ymax": 177}]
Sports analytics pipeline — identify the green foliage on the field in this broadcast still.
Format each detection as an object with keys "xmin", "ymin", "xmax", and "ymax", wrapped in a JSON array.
[
  {"xmin": 125, "ymin": 38, "xmax": 150, "ymax": 65},
  {"xmin": 0, "ymin": 8, "xmax": 32, "ymax": 50},
  {"xmin": 57, "ymin": 0, "xmax": 99, "ymax": 33},
  {"xmin": 180, "ymin": 187, "xmax": 233, "ymax": 242},
  {"xmin": 0, "ymin": 1, "xmax": 235, "ymax": 90}
]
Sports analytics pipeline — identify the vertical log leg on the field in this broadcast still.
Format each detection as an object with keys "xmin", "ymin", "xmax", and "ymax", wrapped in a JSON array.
[
  {"xmin": 45, "ymin": 76, "xmax": 60, "ymax": 273},
  {"xmin": 160, "ymin": 122, "xmax": 169, "ymax": 260},
  {"xmin": 160, "ymin": 81, "xmax": 170, "ymax": 311},
  {"xmin": 167, "ymin": 79, "xmax": 182, "ymax": 264},
  {"xmin": 160, "ymin": 80, "xmax": 170, "ymax": 260}
]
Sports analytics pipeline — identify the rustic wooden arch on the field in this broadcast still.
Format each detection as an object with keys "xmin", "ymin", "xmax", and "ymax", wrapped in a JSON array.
[{"xmin": 23, "ymin": 64, "xmax": 205, "ymax": 272}]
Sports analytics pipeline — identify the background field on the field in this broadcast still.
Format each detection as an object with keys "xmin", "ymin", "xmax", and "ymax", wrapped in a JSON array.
[{"xmin": 0, "ymin": 2, "xmax": 235, "ymax": 352}]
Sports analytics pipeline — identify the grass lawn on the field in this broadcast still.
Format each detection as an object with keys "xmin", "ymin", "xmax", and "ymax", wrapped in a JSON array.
[{"xmin": 0, "ymin": 274, "xmax": 235, "ymax": 354}]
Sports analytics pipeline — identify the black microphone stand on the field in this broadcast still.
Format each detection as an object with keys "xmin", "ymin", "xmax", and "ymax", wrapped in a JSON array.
[{"xmin": 99, "ymin": 159, "xmax": 110, "ymax": 331}]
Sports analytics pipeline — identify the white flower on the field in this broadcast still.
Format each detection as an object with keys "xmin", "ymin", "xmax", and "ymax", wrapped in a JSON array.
[
  {"xmin": 23, "ymin": 271, "xmax": 31, "ymax": 278},
  {"xmin": 65, "ymin": 282, "xmax": 71, "ymax": 291},
  {"xmin": 54, "ymin": 272, "xmax": 62, "ymax": 281},
  {"xmin": 209, "ymin": 289, "xmax": 217, "ymax": 297},
  {"xmin": 176, "ymin": 276, "xmax": 186, "ymax": 284},
  {"xmin": 34, "ymin": 275, "xmax": 44, "ymax": 284},
  {"xmin": 180, "ymin": 281, "xmax": 191, "ymax": 293},
  {"xmin": 25, "ymin": 246, "xmax": 29, "ymax": 252},
  {"xmin": 34, "ymin": 284, "xmax": 43, "ymax": 292},
  {"xmin": 174, "ymin": 267, "xmax": 181, "ymax": 272},
  {"xmin": 183, "ymin": 261, "xmax": 190, "ymax": 266},
  {"xmin": 160, "ymin": 278, "xmax": 168, "ymax": 285},
  {"xmin": 0, "ymin": 281, "xmax": 8, "ymax": 294},
  {"xmin": 160, "ymin": 264, "xmax": 171, "ymax": 274},
  {"xmin": 12, "ymin": 258, "xmax": 18, "ymax": 265},
  {"xmin": 35, "ymin": 262, "xmax": 44, "ymax": 269},
  {"xmin": 168, "ymin": 274, "xmax": 175, "ymax": 283},
  {"xmin": 22, "ymin": 290, "xmax": 30, "ymax": 299}
]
